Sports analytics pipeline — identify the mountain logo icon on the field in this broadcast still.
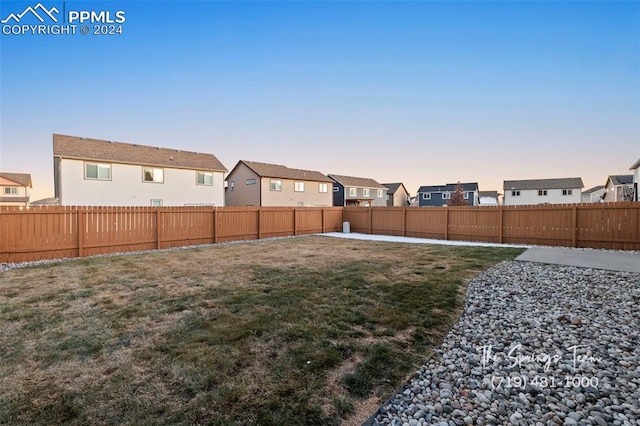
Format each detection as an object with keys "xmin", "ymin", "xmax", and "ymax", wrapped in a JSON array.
[{"xmin": 1, "ymin": 3, "xmax": 59, "ymax": 24}]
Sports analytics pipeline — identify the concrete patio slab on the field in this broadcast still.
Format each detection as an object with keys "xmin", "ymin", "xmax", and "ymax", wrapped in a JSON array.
[{"xmin": 515, "ymin": 246, "xmax": 640, "ymax": 273}]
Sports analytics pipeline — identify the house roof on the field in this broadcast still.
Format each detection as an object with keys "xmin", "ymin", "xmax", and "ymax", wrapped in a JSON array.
[
  {"xmin": 478, "ymin": 191, "xmax": 499, "ymax": 198},
  {"xmin": 417, "ymin": 182, "xmax": 479, "ymax": 193},
  {"xmin": 583, "ymin": 185, "xmax": 605, "ymax": 194},
  {"xmin": 607, "ymin": 175, "xmax": 634, "ymax": 186},
  {"xmin": 0, "ymin": 172, "xmax": 32, "ymax": 187},
  {"xmin": 231, "ymin": 160, "xmax": 333, "ymax": 183},
  {"xmin": 328, "ymin": 174, "xmax": 387, "ymax": 189},
  {"xmin": 381, "ymin": 183, "xmax": 407, "ymax": 195},
  {"xmin": 53, "ymin": 134, "xmax": 228, "ymax": 172},
  {"xmin": 503, "ymin": 177, "xmax": 584, "ymax": 190},
  {"xmin": 630, "ymin": 158, "xmax": 640, "ymax": 170}
]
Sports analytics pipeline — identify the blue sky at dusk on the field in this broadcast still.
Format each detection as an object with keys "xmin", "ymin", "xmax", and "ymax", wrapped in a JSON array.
[{"xmin": 1, "ymin": 0, "xmax": 639, "ymax": 201}]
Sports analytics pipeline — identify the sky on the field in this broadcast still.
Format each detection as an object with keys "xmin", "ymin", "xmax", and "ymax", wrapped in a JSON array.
[{"xmin": 1, "ymin": 0, "xmax": 639, "ymax": 202}]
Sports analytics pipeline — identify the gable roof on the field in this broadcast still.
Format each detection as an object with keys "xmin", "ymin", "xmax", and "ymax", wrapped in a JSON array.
[
  {"xmin": 503, "ymin": 177, "xmax": 583, "ymax": 190},
  {"xmin": 607, "ymin": 175, "xmax": 634, "ymax": 186},
  {"xmin": 53, "ymin": 134, "xmax": 227, "ymax": 172},
  {"xmin": 381, "ymin": 183, "xmax": 407, "ymax": 194},
  {"xmin": 417, "ymin": 182, "xmax": 479, "ymax": 193},
  {"xmin": 328, "ymin": 174, "xmax": 387, "ymax": 189},
  {"xmin": 230, "ymin": 160, "xmax": 333, "ymax": 183},
  {"xmin": 630, "ymin": 158, "xmax": 640, "ymax": 170},
  {"xmin": 583, "ymin": 185, "xmax": 605, "ymax": 194},
  {"xmin": 478, "ymin": 191, "xmax": 499, "ymax": 198},
  {"xmin": 0, "ymin": 172, "xmax": 32, "ymax": 187}
]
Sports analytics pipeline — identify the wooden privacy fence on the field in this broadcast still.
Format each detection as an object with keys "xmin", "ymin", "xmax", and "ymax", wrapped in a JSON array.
[
  {"xmin": 343, "ymin": 203, "xmax": 640, "ymax": 251},
  {"xmin": 0, "ymin": 206, "xmax": 344, "ymax": 263}
]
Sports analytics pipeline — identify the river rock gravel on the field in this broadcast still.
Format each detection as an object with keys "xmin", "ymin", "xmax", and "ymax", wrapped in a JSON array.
[{"xmin": 372, "ymin": 261, "xmax": 640, "ymax": 426}]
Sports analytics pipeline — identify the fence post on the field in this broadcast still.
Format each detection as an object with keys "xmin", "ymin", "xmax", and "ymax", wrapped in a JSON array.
[
  {"xmin": 77, "ymin": 208, "xmax": 85, "ymax": 258},
  {"xmin": 368, "ymin": 208, "xmax": 373, "ymax": 234},
  {"xmin": 257, "ymin": 208, "xmax": 262, "ymax": 240},
  {"xmin": 572, "ymin": 205, "xmax": 577, "ymax": 247},
  {"xmin": 213, "ymin": 208, "xmax": 218, "ymax": 244},
  {"xmin": 498, "ymin": 206, "xmax": 503, "ymax": 244},
  {"xmin": 293, "ymin": 209, "xmax": 297, "ymax": 236},
  {"xmin": 156, "ymin": 208, "xmax": 161, "ymax": 249},
  {"xmin": 321, "ymin": 208, "xmax": 325, "ymax": 233},
  {"xmin": 402, "ymin": 207, "xmax": 407, "ymax": 237},
  {"xmin": 444, "ymin": 207, "xmax": 449, "ymax": 240}
]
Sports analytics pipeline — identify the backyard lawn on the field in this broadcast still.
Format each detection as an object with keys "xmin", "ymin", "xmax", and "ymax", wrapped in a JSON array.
[{"xmin": 0, "ymin": 236, "xmax": 524, "ymax": 425}]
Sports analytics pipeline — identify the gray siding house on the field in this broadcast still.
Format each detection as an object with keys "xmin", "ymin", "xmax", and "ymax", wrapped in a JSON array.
[
  {"xmin": 328, "ymin": 174, "xmax": 388, "ymax": 207},
  {"xmin": 417, "ymin": 183, "xmax": 479, "ymax": 207}
]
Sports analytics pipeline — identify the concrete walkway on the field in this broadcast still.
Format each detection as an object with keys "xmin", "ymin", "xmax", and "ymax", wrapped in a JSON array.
[{"xmin": 516, "ymin": 246, "xmax": 640, "ymax": 273}]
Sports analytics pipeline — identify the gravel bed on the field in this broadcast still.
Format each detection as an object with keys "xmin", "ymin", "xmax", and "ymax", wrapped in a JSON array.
[{"xmin": 372, "ymin": 261, "xmax": 640, "ymax": 426}]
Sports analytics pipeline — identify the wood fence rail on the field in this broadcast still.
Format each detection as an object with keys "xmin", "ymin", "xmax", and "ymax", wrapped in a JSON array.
[
  {"xmin": 1, "ymin": 203, "xmax": 639, "ymax": 263},
  {"xmin": 0, "ymin": 206, "xmax": 344, "ymax": 263},
  {"xmin": 343, "ymin": 203, "xmax": 640, "ymax": 251}
]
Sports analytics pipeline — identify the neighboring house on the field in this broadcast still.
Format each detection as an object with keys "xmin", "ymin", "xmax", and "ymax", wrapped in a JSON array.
[
  {"xmin": 478, "ymin": 191, "xmax": 500, "ymax": 206},
  {"xmin": 630, "ymin": 159, "xmax": 640, "ymax": 202},
  {"xmin": 503, "ymin": 177, "xmax": 583, "ymax": 205},
  {"xmin": 0, "ymin": 172, "xmax": 32, "ymax": 207},
  {"xmin": 417, "ymin": 183, "xmax": 479, "ymax": 207},
  {"xmin": 382, "ymin": 183, "xmax": 410, "ymax": 207},
  {"xmin": 603, "ymin": 175, "xmax": 634, "ymax": 202},
  {"xmin": 328, "ymin": 174, "xmax": 388, "ymax": 207},
  {"xmin": 225, "ymin": 160, "xmax": 333, "ymax": 207},
  {"xmin": 581, "ymin": 185, "xmax": 606, "ymax": 203},
  {"xmin": 53, "ymin": 134, "xmax": 228, "ymax": 206}
]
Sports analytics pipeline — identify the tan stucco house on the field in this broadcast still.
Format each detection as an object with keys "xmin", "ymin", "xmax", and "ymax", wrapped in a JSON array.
[{"xmin": 225, "ymin": 160, "xmax": 334, "ymax": 207}]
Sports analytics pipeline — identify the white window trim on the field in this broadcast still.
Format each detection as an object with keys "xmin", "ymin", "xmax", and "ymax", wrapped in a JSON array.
[
  {"xmin": 377, "ymin": 189, "xmax": 383, "ymax": 198},
  {"xmin": 270, "ymin": 179, "xmax": 282, "ymax": 191},
  {"xmin": 562, "ymin": 189, "xmax": 573, "ymax": 196},
  {"xmin": 85, "ymin": 162, "xmax": 111, "ymax": 181},
  {"xmin": 511, "ymin": 190, "xmax": 521, "ymax": 197},
  {"xmin": 319, "ymin": 183, "xmax": 328, "ymax": 193},
  {"xmin": 196, "ymin": 171, "xmax": 214, "ymax": 186},
  {"xmin": 442, "ymin": 192, "xmax": 451, "ymax": 200},
  {"xmin": 246, "ymin": 179, "xmax": 256, "ymax": 185},
  {"xmin": 423, "ymin": 193, "xmax": 431, "ymax": 200},
  {"xmin": 538, "ymin": 190, "xmax": 548, "ymax": 196},
  {"xmin": 463, "ymin": 192, "xmax": 469, "ymax": 199},
  {"xmin": 150, "ymin": 199, "xmax": 163, "ymax": 206},
  {"xmin": 3, "ymin": 187, "xmax": 18, "ymax": 195},
  {"xmin": 294, "ymin": 181, "xmax": 305, "ymax": 192},
  {"xmin": 363, "ymin": 188, "xmax": 370, "ymax": 197},
  {"xmin": 143, "ymin": 167, "xmax": 164, "ymax": 183},
  {"xmin": 349, "ymin": 188, "xmax": 357, "ymax": 197}
]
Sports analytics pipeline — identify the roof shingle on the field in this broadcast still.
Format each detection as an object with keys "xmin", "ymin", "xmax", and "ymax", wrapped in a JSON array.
[
  {"xmin": 0, "ymin": 173, "xmax": 32, "ymax": 187},
  {"xmin": 236, "ymin": 160, "xmax": 333, "ymax": 182},
  {"xmin": 53, "ymin": 134, "xmax": 227, "ymax": 172},
  {"xmin": 503, "ymin": 178, "xmax": 583, "ymax": 190},
  {"xmin": 328, "ymin": 174, "xmax": 387, "ymax": 189}
]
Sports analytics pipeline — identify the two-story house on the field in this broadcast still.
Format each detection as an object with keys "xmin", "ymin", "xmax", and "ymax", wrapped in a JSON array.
[
  {"xmin": 503, "ymin": 177, "xmax": 583, "ymax": 205},
  {"xmin": 382, "ymin": 183, "xmax": 410, "ymax": 206},
  {"xmin": 53, "ymin": 134, "xmax": 228, "ymax": 206},
  {"xmin": 603, "ymin": 175, "xmax": 634, "ymax": 202},
  {"xmin": 0, "ymin": 172, "xmax": 32, "ymax": 207},
  {"xmin": 417, "ymin": 183, "xmax": 479, "ymax": 207},
  {"xmin": 328, "ymin": 174, "xmax": 388, "ymax": 207},
  {"xmin": 225, "ymin": 160, "xmax": 333, "ymax": 207},
  {"xmin": 631, "ymin": 159, "xmax": 640, "ymax": 201}
]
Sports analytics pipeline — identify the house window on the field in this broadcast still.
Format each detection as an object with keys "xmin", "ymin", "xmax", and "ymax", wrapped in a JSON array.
[
  {"xmin": 85, "ymin": 162, "xmax": 111, "ymax": 180},
  {"xmin": 319, "ymin": 183, "xmax": 328, "ymax": 193},
  {"xmin": 270, "ymin": 179, "xmax": 282, "ymax": 191},
  {"xmin": 3, "ymin": 187, "xmax": 18, "ymax": 195},
  {"xmin": 562, "ymin": 189, "xmax": 573, "ymax": 196},
  {"xmin": 464, "ymin": 192, "xmax": 469, "ymax": 199},
  {"xmin": 333, "ymin": 186, "xmax": 339, "ymax": 192},
  {"xmin": 377, "ymin": 189, "xmax": 383, "ymax": 198},
  {"xmin": 150, "ymin": 199, "xmax": 163, "ymax": 206},
  {"xmin": 511, "ymin": 190, "xmax": 521, "ymax": 196},
  {"xmin": 297, "ymin": 202, "xmax": 304, "ymax": 207},
  {"xmin": 294, "ymin": 181, "xmax": 305, "ymax": 192},
  {"xmin": 196, "ymin": 171, "xmax": 213, "ymax": 186},
  {"xmin": 363, "ymin": 188, "xmax": 370, "ymax": 197},
  {"xmin": 538, "ymin": 190, "xmax": 548, "ymax": 196},
  {"xmin": 143, "ymin": 167, "xmax": 164, "ymax": 183},
  {"xmin": 349, "ymin": 188, "xmax": 357, "ymax": 197},
  {"xmin": 442, "ymin": 192, "xmax": 451, "ymax": 199},
  {"xmin": 246, "ymin": 179, "xmax": 256, "ymax": 185},
  {"xmin": 423, "ymin": 193, "xmax": 431, "ymax": 200}
]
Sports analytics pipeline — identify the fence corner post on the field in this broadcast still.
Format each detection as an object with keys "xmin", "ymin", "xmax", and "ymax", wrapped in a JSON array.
[{"xmin": 77, "ymin": 208, "xmax": 85, "ymax": 258}]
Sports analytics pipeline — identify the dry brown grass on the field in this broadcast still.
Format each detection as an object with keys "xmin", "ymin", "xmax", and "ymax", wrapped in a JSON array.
[{"xmin": 0, "ymin": 235, "xmax": 524, "ymax": 425}]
